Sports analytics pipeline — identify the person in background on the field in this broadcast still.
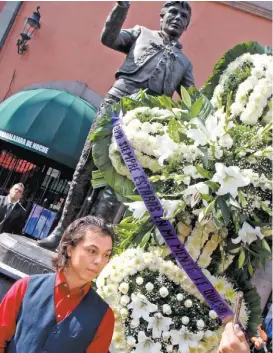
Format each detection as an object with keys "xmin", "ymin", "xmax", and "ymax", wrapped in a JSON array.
[
  {"xmin": 0, "ymin": 183, "xmax": 26, "ymax": 234},
  {"xmin": 0, "ymin": 216, "xmax": 115, "ymax": 353},
  {"xmin": 218, "ymin": 322, "xmax": 250, "ymax": 353}
]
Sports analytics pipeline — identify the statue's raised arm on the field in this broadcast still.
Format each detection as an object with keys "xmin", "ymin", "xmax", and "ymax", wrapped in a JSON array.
[{"xmin": 101, "ymin": 1, "xmax": 140, "ymax": 54}]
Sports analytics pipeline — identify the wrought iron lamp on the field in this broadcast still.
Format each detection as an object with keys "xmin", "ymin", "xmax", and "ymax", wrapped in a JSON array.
[{"xmin": 16, "ymin": 6, "xmax": 41, "ymax": 55}]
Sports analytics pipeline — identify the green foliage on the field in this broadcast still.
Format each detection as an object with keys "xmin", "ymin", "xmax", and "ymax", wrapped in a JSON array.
[
  {"xmin": 180, "ymin": 86, "xmax": 192, "ymax": 109},
  {"xmin": 201, "ymin": 41, "xmax": 272, "ymax": 100}
]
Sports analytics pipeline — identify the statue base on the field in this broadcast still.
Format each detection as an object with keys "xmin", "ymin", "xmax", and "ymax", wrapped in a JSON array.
[{"xmin": 0, "ymin": 233, "xmax": 55, "ymax": 300}]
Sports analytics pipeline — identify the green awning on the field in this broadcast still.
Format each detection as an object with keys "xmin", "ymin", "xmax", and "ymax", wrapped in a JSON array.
[{"xmin": 0, "ymin": 89, "xmax": 97, "ymax": 168}]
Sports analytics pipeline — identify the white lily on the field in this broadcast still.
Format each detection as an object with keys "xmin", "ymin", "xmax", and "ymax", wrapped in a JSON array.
[
  {"xmin": 186, "ymin": 115, "xmax": 225, "ymax": 146},
  {"xmin": 134, "ymin": 331, "xmax": 162, "ymax": 353},
  {"xmin": 183, "ymin": 182, "xmax": 209, "ymax": 207},
  {"xmin": 127, "ymin": 293, "xmax": 158, "ymax": 321},
  {"xmin": 162, "ymin": 199, "xmax": 182, "ymax": 218},
  {"xmin": 170, "ymin": 326, "xmax": 204, "ymax": 353},
  {"xmin": 183, "ymin": 165, "xmax": 202, "ymax": 179},
  {"xmin": 125, "ymin": 199, "xmax": 182, "ymax": 220},
  {"xmin": 125, "ymin": 201, "xmax": 147, "ymax": 219},
  {"xmin": 232, "ymin": 222, "xmax": 265, "ymax": 245},
  {"xmin": 154, "ymin": 132, "xmax": 179, "ymax": 166},
  {"xmin": 147, "ymin": 313, "xmax": 173, "ymax": 339},
  {"xmin": 212, "ymin": 163, "xmax": 250, "ymax": 198}
]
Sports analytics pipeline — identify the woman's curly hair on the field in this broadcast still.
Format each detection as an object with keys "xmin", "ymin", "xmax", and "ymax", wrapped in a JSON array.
[{"xmin": 53, "ymin": 215, "xmax": 114, "ymax": 269}]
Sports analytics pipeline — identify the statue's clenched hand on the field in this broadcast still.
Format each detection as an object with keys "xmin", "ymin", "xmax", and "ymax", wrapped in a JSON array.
[{"xmin": 117, "ymin": 1, "xmax": 130, "ymax": 8}]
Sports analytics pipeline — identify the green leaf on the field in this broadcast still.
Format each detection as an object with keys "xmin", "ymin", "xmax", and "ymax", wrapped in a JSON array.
[
  {"xmin": 232, "ymin": 212, "xmax": 240, "ymax": 232},
  {"xmin": 201, "ymin": 41, "xmax": 272, "ymax": 99},
  {"xmin": 195, "ymin": 165, "xmax": 212, "ymax": 179},
  {"xmin": 259, "ymin": 201, "xmax": 272, "ymax": 216},
  {"xmin": 238, "ymin": 248, "xmax": 246, "ymax": 269},
  {"xmin": 140, "ymin": 230, "xmax": 151, "ymax": 248},
  {"xmin": 248, "ymin": 263, "xmax": 254, "ymax": 276},
  {"xmin": 125, "ymin": 195, "xmax": 143, "ymax": 201},
  {"xmin": 205, "ymin": 181, "xmax": 219, "ymax": 192},
  {"xmin": 168, "ymin": 118, "xmax": 181, "ymax": 143},
  {"xmin": 190, "ymin": 97, "xmax": 203, "ymax": 118},
  {"xmin": 229, "ymin": 197, "xmax": 241, "ymax": 209},
  {"xmin": 262, "ymin": 239, "xmax": 271, "ymax": 253},
  {"xmin": 180, "ymin": 86, "xmax": 192, "ymax": 109},
  {"xmin": 238, "ymin": 190, "xmax": 247, "ymax": 208},
  {"xmin": 199, "ymin": 193, "xmax": 214, "ymax": 202},
  {"xmin": 200, "ymin": 200, "xmax": 216, "ymax": 222},
  {"xmin": 217, "ymin": 196, "xmax": 231, "ymax": 226}
]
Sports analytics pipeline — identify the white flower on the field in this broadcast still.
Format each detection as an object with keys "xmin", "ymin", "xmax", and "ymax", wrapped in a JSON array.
[
  {"xmin": 212, "ymin": 163, "xmax": 250, "ymax": 198},
  {"xmin": 145, "ymin": 282, "xmax": 154, "ymax": 292},
  {"xmin": 147, "ymin": 313, "xmax": 173, "ymax": 338},
  {"xmin": 170, "ymin": 326, "xmax": 204, "ymax": 353},
  {"xmin": 159, "ymin": 287, "xmax": 169, "ymax": 298},
  {"xmin": 182, "ymin": 316, "xmax": 190, "ymax": 325},
  {"xmin": 177, "ymin": 293, "xmax": 184, "ymax": 301},
  {"xmin": 154, "ymin": 132, "xmax": 179, "ymax": 165},
  {"xmin": 162, "ymin": 304, "xmax": 172, "ymax": 315},
  {"xmin": 136, "ymin": 277, "xmax": 144, "ymax": 285},
  {"xmin": 197, "ymin": 319, "xmax": 205, "ymax": 330},
  {"xmin": 218, "ymin": 134, "xmax": 233, "ymax": 149},
  {"xmin": 127, "ymin": 118, "xmax": 142, "ymax": 130},
  {"xmin": 162, "ymin": 199, "xmax": 182, "ymax": 219},
  {"xmin": 187, "ymin": 115, "xmax": 225, "ymax": 146},
  {"xmin": 209, "ymin": 310, "xmax": 218, "ymax": 319},
  {"xmin": 183, "ymin": 165, "xmax": 202, "ymax": 179},
  {"xmin": 184, "ymin": 299, "xmax": 193, "ymax": 308},
  {"xmin": 183, "ymin": 182, "xmax": 209, "ymax": 207},
  {"xmin": 120, "ymin": 295, "xmax": 130, "ymax": 306},
  {"xmin": 134, "ymin": 331, "xmax": 162, "ymax": 353},
  {"xmin": 128, "ymin": 293, "xmax": 158, "ymax": 321},
  {"xmin": 119, "ymin": 282, "xmax": 129, "ymax": 294},
  {"xmin": 120, "ymin": 308, "xmax": 129, "ymax": 318},
  {"xmin": 166, "ymin": 345, "xmax": 173, "ymax": 352},
  {"xmin": 155, "ymin": 228, "xmax": 165, "ymax": 245},
  {"xmin": 125, "ymin": 201, "xmax": 147, "ymax": 219},
  {"xmin": 130, "ymin": 319, "xmax": 140, "ymax": 328},
  {"xmin": 127, "ymin": 336, "xmax": 136, "ymax": 347},
  {"xmin": 163, "ymin": 331, "xmax": 171, "ymax": 341},
  {"xmin": 232, "ymin": 222, "xmax": 265, "ymax": 245},
  {"xmin": 141, "ymin": 121, "xmax": 153, "ymax": 133}
]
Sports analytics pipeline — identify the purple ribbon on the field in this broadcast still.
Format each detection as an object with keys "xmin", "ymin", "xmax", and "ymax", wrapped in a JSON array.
[{"xmin": 112, "ymin": 113, "xmax": 234, "ymax": 322}]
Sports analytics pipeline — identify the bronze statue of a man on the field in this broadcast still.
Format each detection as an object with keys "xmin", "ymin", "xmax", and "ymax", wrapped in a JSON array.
[{"xmin": 38, "ymin": 1, "xmax": 195, "ymax": 249}]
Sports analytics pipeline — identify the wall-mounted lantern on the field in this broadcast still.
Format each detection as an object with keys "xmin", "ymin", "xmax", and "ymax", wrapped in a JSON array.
[{"xmin": 16, "ymin": 6, "xmax": 41, "ymax": 55}]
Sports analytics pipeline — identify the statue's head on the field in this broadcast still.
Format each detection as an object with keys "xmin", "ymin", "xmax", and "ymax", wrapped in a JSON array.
[{"xmin": 160, "ymin": 1, "xmax": 191, "ymax": 39}]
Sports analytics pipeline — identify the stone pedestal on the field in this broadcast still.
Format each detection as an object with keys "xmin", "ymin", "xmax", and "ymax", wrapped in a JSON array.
[{"xmin": 0, "ymin": 233, "xmax": 55, "ymax": 299}]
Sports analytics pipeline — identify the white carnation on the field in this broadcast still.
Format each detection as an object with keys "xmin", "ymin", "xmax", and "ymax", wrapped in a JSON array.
[
  {"xmin": 176, "ymin": 293, "xmax": 184, "ymax": 301},
  {"xmin": 159, "ymin": 287, "xmax": 169, "ymax": 298},
  {"xmin": 209, "ymin": 310, "xmax": 218, "ymax": 319},
  {"xmin": 163, "ymin": 304, "xmax": 172, "ymax": 315},
  {"xmin": 136, "ymin": 277, "xmax": 144, "ymax": 285},
  {"xmin": 184, "ymin": 299, "xmax": 193, "ymax": 308},
  {"xmin": 119, "ymin": 282, "xmax": 129, "ymax": 294},
  {"xmin": 145, "ymin": 282, "xmax": 154, "ymax": 292},
  {"xmin": 120, "ymin": 295, "xmax": 130, "ymax": 306},
  {"xmin": 182, "ymin": 316, "xmax": 190, "ymax": 325},
  {"xmin": 120, "ymin": 308, "xmax": 129, "ymax": 318},
  {"xmin": 197, "ymin": 319, "xmax": 205, "ymax": 329}
]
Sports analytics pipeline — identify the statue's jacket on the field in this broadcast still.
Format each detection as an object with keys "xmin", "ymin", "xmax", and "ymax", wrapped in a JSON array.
[{"xmin": 101, "ymin": 4, "xmax": 195, "ymax": 97}]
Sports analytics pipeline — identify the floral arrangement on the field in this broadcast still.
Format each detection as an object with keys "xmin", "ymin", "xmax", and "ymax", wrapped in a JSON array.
[
  {"xmin": 92, "ymin": 42, "xmax": 272, "ymax": 351},
  {"xmin": 97, "ymin": 247, "xmax": 249, "ymax": 353}
]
